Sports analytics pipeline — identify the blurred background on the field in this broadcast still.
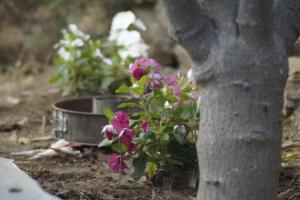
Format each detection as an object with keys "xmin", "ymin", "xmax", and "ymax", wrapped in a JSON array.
[{"xmin": 0, "ymin": 0, "xmax": 194, "ymax": 75}]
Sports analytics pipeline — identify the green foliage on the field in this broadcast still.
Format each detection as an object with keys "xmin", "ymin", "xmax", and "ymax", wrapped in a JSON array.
[
  {"xmin": 50, "ymin": 25, "xmax": 132, "ymax": 95},
  {"xmin": 101, "ymin": 59, "xmax": 201, "ymax": 187}
]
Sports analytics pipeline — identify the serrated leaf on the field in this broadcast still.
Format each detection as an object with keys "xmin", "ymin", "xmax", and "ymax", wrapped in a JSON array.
[
  {"xmin": 103, "ymin": 106, "xmax": 114, "ymax": 121},
  {"xmin": 98, "ymin": 138, "xmax": 113, "ymax": 148},
  {"xmin": 132, "ymin": 155, "xmax": 147, "ymax": 181}
]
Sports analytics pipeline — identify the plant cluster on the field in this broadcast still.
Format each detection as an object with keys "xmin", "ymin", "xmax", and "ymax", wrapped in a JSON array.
[
  {"xmin": 50, "ymin": 11, "xmax": 148, "ymax": 95},
  {"xmin": 100, "ymin": 58, "xmax": 200, "ymax": 188}
]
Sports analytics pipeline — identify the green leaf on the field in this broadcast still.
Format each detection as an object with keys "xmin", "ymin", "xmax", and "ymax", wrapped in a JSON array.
[
  {"xmin": 98, "ymin": 138, "xmax": 113, "ymax": 148},
  {"xmin": 111, "ymin": 143, "xmax": 128, "ymax": 154},
  {"xmin": 180, "ymin": 103, "xmax": 197, "ymax": 119},
  {"xmin": 132, "ymin": 155, "xmax": 147, "ymax": 181},
  {"xmin": 116, "ymin": 85, "xmax": 130, "ymax": 94},
  {"xmin": 173, "ymin": 133, "xmax": 185, "ymax": 145},
  {"xmin": 188, "ymin": 168, "xmax": 199, "ymax": 188},
  {"xmin": 182, "ymin": 86, "xmax": 193, "ymax": 93},
  {"xmin": 103, "ymin": 106, "xmax": 114, "ymax": 121},
  {"xmin": 161, "ymin": 132, "xmax": 170, "ymax": 141},
  {"xmin": 138, "ymin": 76, "xmax": 149, "ymax": 88},
  {"xmin": 146, "ymin": 162, "xmax": 158, "ymax": 180}
]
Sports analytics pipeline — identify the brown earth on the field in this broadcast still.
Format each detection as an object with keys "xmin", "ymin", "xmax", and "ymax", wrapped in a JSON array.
[{"xmin": 0, "ymin": 68, "xmax": 300, "ymax": 200}]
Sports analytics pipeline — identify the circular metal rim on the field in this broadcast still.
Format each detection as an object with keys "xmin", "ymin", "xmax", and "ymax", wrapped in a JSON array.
[
  {"xmin": 53, "ymin": 96, "xmax": 103, "ymax": 116},
  {"xmin": 52, "ymin": 95, "xmax": 135, "ymax": 116}
]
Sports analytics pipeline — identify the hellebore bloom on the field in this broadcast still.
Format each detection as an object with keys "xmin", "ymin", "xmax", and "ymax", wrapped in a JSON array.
[
  {"xmin": 111, "ymin": 112, "xmax": 129, "ymax": 133},
  {"xmin": 108, "ymin": 154, "xmax": 128, "ymax": 173},
  {"xmin": 120, "ymin": 128, "xmax": 136, "ymax": 154},
  {"xmin": 141, "ymin": 120, "xmax": 149, "ymax": 133},
  {"xmin": 148, "ymin": 72, "xmax": 162, "ymax": 89},
  {"xmin": 132, "ymin": 68, "xmax": 145, "ymax": 80},
  {"xmin": 164, "ymin": 76, "xmax": 177, "ymax": 86},
  {"xmin": 129, "ymin": 58, "xmax": 160, "ymax": 74},
  {"xmin": 189, "ymin": 92, "xmax": 200, "ymax": 101},
  {"xmin": 172, "ymin": 86, "xmax": 181, "ymax": 97},
  {"xmin": 102, "ymin": 125, "xmax": 117, "ymax": 140},
  {"xmin": 174, "ymin": 125, "xmax": 187, "ymax": 137},
  {"xmin": 136, "ymin": 58, "xmax": 160, "ymax": 71}
]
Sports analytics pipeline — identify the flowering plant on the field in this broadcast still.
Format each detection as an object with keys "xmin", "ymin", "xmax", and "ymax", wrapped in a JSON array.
[
  {"xmin": 50, "ymin": 11, "xmax": 148, "ymax": 95},
  {"xmin": 99, "ymin": 58, "xmax": 200, "ymax": 188}
]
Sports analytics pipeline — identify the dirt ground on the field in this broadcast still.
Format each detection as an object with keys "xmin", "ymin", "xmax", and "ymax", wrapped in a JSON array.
[{"xmin": 0, "ymin": 69, "xmax": 300, "ymax": 200}]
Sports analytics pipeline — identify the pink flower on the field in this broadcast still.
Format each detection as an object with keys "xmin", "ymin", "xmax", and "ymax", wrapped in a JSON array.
[
  {"xmin": 129, "ymin": 58, "xmax": 161, "ymax": 80},
  {"xmin": 164, "ymin": 76, "xmax": 177, "ymax": 86},
  {"xmin": 129, "ymin": 58, "xmax": 160, "ymax": 72},
  {"xmin": 111, "ymin": 112, "xmax": 129, "ymax": 133},
  {"xmin": 148, "ymin": 72, "xmax": 162, "ymax": 89},
  {"xmin": 102, "ymin": 125, "xmax": 117, "ymax": 140},
  {"xmin": 172, "ymin": 86, "xmax": 181, "ymax": 97},
  {"xmin": 141, "ymin": 120, "xmax": 149, "ymax": 133},
  {"xmin": 120, "ymin": 128, "xmax": 136, "ymax": 154},
  {"xmin": 132, "ymin": 68, "xmax": 145, "ymax": 80},
  {"xmin": 189, "ymin": 92, "xmax": 200, "ymax": 100},
  {"xmin": 108, "ymin": 154, "xmax": 128, "ymax": 173}
]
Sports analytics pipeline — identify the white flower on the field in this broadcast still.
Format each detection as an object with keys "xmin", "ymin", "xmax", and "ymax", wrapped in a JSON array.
[
  {"xmin": 108, "ymin": 11, "xmax": 148, "ymax": 59},
  {"xmin": 68, "ymin": 24, "xmax": 78, "ymax": 33},
  {"xmin": 110, "ymin": 11, "xmax": 136, "ymax": 32},
  {"xmin": 164, "ymin": 101, "xmax": 172, "ymax": 109},
  {"xmin": 58, "ymin": 48, "xmax": 72, "ymax": 61},
  {"xmin": 110, "ymin": 30, "xmax": 149, "ymax": 59},
  {"xmin": 174, "ymin": 125, "xmax": 187, "ymax": 136},
  {"xmin": 135, "ymin": 19, "xmax": 147, "ymax": 31},
  {"xmin": 101, "ymin": 125, "xmax": 115, "ymax": 134},
  {"xmin": 110, "ymin": 11, "xmax": 147, "ymax": 32},
  {"xmin": 95, "ymin": 49, "xmax": 113, "ymax": 65},
  {"xmin": 68, "ymin": 24, "xmax": 90, "ymax": 41},
  {"xmin": 187, "ymin": 69, "xmax": 196, "ymax": 85},
  {"xmin": 71, "ymin": 38, "xmax": 84, "ymax": 47}
]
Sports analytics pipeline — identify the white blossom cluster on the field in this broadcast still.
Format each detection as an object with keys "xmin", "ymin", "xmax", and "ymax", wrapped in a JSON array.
[
  {"xmin": 55, "ymin": 24, "xmax": 90, "ymax": 61},
  {"xmin": 55, "ymin": 11, "xmax": 148, "ymax": 63},
  {"xmin": 108, "ymin": 11, "xmax": 149, "ymax": 59}
]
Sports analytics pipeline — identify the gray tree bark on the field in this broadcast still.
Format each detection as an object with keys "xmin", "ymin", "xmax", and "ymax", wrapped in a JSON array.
[{"xmin": 161, "ymin": 0, "xmax": 300, "ymax": 200}]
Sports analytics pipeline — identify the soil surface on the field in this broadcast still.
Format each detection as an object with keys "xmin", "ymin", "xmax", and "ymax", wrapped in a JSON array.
[{"xmin": 0, "ymin": 69, "xmax": 300, "ymax": 200}]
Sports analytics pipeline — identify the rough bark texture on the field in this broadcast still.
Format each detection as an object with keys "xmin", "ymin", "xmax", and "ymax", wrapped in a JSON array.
[{"xmin": 161, "ymin": 0, "xmax": 300, "ymax": 199}]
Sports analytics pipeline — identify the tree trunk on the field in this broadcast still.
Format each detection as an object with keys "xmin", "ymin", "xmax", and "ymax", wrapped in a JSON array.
[
  {"xmin": 197, "ymin": 38, "xmax": 288, "ymax": 199},
  {"xmin": 160, "ymin": 0, "xmax": 300, "ymax": 199}
]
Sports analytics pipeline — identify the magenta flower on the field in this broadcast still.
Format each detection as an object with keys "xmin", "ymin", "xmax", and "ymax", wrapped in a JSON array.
[
  {"xmin": 111, "ymin": 112, "xmax": 129, "ymax": 133},
  {"xmin": 129, "ymin": 58, "xmax": 161, "ymax": 81},
  {"xmin": 164, "ymin": 76, "xmax": 177, "ymax": 86},
  {"xmin": 172, "ymin": 86, "xmax": 181, "ymax": 97},
  {"xmin": 141, "ymin": 120, "xmax": 149, "ymax": 133},
  {"xmin": 189, "ymin": 92, "xmax": 200, "ymax": 100},
  {"xmin": 132, "ymin": 68, "xmax": 145, "ymax": 80},
  {"xmin": 120, "ymin": 128, "xmax": 136, "ymax": 154},
  {"xmin": 129, "ymin": 58, "xmax": 160, "ymax": 72},
  {"xmin": 108, "ymin": 154, "xmax": 128, "ymax": 173},
  {"xmin": 102, "ymin": 125, "xmax": 117, "ymax": 140},
  {"xmin": 148, "ymin": 72, "xmax": 162, "ymax": 89}
]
